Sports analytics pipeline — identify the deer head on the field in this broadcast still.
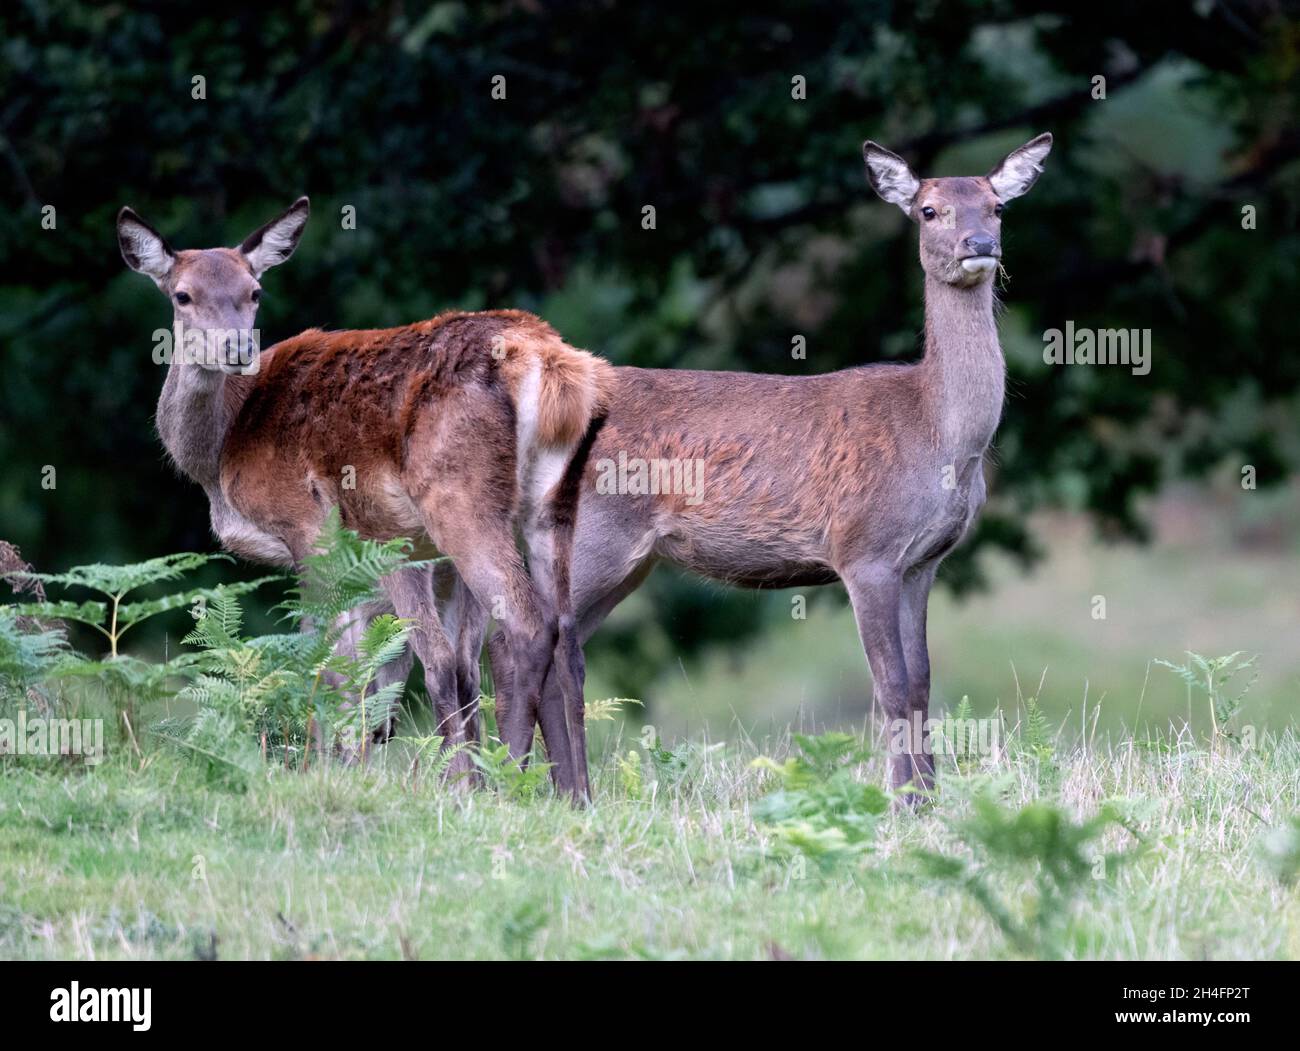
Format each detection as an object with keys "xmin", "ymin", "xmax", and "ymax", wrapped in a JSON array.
[
  {"xmin": 863, "ymin": 134, "xmax": 1052, "ymax": 288},
  {"xmin": 117, "ymin": 198, "xmax": 310, "ymax": 373}
]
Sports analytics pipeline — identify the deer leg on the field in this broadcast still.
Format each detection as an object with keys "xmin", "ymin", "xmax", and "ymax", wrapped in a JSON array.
[
  {"xmin": 488, "ymin": 544, "xmax": 656, "ymax": 799},
  {"xmin": 517, "ymin": 501, "xmax": 587, "ymax": 796},
  {"xmin": 486, "ymin": 628, "xmax": 516, "ymax": 739},
  {"xmin": 327, "ymin": 569, "xmax": 481, "ymax": 777},
  {"xmin": 434, "ymin": 562, "xmax": 488, "ymax": 754},
  {"xmin": 486, "ymin": 627, "xmax": 575, "ymax": 793},
  {"xmin": 541, "ymin": 555, "xmax": 656, "ymax": 795},
  {"xmin": 898, "ymin": 562, "xmax": 939, "ymax": 799},
  {"xmin": 381, "ymin": 566, "xmax": 476, "ymax": 786},
  {"xmin": 485, "ymin": 630, "xmax": 561, "ymax": 782},
  {"xmin": 843, "ymin": 560, "xmax": 921, "ymax": 805},
  {"xmin": 422, "ymin": 507, "xmax": 577, "ymax": 798},
  {"xmin": 286, "ymin": 548, "xmax": 334, "ymax": 763}
]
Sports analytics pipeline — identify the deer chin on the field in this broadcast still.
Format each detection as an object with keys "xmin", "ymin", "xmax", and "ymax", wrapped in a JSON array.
[
  {"xmin": 959, "ymin": 255, "xmax": 999, "ymax": 275},
  {"xmin": 948, "ymin": 255, "xmax": 998, "ymax": 286}
]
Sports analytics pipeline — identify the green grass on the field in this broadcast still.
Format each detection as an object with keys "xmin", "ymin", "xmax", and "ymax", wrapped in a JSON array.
[
  {"xmin": 2, "ymin": 721, "xmax": 1298, "ymax": 960},
  {"xmin": 3, "ymin": 491, "xmax": 1297, "ymax": 960}
]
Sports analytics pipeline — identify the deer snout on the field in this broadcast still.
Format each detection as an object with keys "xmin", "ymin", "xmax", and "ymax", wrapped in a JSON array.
[
  {"xmin": 960, "ymin": 234, "xmax": 999, "ymax": 258},
  {"xmin": 208, "ymin": 325, "xmax": 259, "ymax": 373},
  {"xmin": 957, "ymin": 235, "xmax": 1000, "ymax": 279}
]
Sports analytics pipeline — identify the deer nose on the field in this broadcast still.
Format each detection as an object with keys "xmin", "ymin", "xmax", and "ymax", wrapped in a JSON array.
[{"xmin": 962, "ymin": 234, "xmax": 999, "ymax": 257}]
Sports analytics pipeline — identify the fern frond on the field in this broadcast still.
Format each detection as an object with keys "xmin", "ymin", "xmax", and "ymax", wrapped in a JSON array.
[
  {"xmin": 356, "ymin": 614, "xmax": 412, "ymax": 669},
  {"xmin": 124, "ymin": 576, "xmax": 277, "ymax": 636},
  {"xmin": 584, "ymin": 697, "xmax": 643, "ymax": 722},
  {"xmin": 15, "ymin": 552, "xmax": 232, "ymax": 598}
]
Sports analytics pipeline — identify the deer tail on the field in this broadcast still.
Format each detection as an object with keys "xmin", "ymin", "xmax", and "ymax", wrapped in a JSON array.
[{"xmin": 498, "ymin": 316, "xmax": 614, "ymax": 801}]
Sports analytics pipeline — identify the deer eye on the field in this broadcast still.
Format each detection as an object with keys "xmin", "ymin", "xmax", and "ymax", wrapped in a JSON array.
[
  {"xmin": 174, "ymin": 291, "xmax": 191, "ymax": 305},
  {"xmin": 994, "ymin": 203, "xmax": 1004, "ymax": 217},
  {"xmin": 921, "ymin": 207, "xmax": 937, "ymax": 221},
  {"xmin": 250, "ymin": 289, "xmax": 261, "ymax": 303}
]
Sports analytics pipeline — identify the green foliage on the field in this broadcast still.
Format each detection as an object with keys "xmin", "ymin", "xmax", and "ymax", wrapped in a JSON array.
[
  {"xmin": 469, "ymin": 695, "xmax": 642, "ymax": 797},
  {"xmin": 994, "ymin": 673, "xmax": 1059, "ymax": 794},
  {"xmin": 643, "ymin": 736, "xmax": 722, "ymax": 789},
  {"xmin": 1022, "ymin": 693, "xmax": 1056, "ymax": 770},
  {"xmin": 168, "ymin": 513, "xmax": 419, "ymax": 770},
  {"xmin": 501, "ymin": 901, "xmax": 549, "ymax": 960},
  {"xmin": 951, "ymin": 695, "xmax": 977, "ymax": 775},
  {"xmin": 53, "ymin": 651, "xmax": 205, "ymax": 714},
  {"xmin": 615, "ymin": 749, "xmax": 644, "ymax": 800},
  {"xmin": 1, "ymin": 694, "xmax": 1296, "ymax": 959},
  {"xmin": 172, "ymin": 587, "xmax": 308, "ymax": 757},
  {"xmin": 158, "ymin": 705, "xmax": 262, "ymax": 792},
  {"xmin": 14, "ymin": 553, "xmax": 275, "ymax": 658},
  {"xmin": 0, "ymin": 605, "xmax": 69, "ymax": 706},
  {"xmin": 471, "ymin": 742, "xmax": 553, "ymax": 802},
  {"xmin": 476, "ymin": 693, "xmax": 499, "ymax": 739},
  {"xmin": 329, "ymin": 614, "xmax": 413, "ymax": 735},
  {"xmin": 646, "ymin": 736, "xmax": 690, "ymax": 782},
  {"xmin": 915, "ymin": 788, "xmax": 1138, "ymax": 958},
  {"xmin": 1259, "ymin": 816, "xmax": 1300, "ymax": 886},
  {"xmin": 1155, "ymin": 651, "xmax": 1259, "ymax": 747},
  {"xmin": 583, "ymin": 696, "xmax": 642, "ymax": 722},
  {"xmin": 751, "ymin": 733, "xmax": 889, "ymax": 868},
  {"xmin": 5, "ymin": 550, "xmax": 275, "ymax": 739},
  {"xmin": 391, "ymin": 732, "xmax": 464, "ymax": 792},
  {"xmin": 19, "ymin": 552, "xmax": 219, "ymax": 596},
  {"xmin": 287, "ymin": 513, "xmax": 429, "ymax": 630}
]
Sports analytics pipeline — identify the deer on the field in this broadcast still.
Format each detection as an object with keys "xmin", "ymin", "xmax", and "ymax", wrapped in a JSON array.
[
  {"xmin": 487, "ymin": 133, "xmax": 1054, "ymax": 803},
  {"xmin": 116, "ymin": 198, "xmax": 613, "ymax": 791}
]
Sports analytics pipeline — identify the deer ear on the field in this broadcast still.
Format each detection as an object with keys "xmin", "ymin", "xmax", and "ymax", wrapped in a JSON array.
[
  {"xmin": 239, "ymin": 196, "xmax": 310, "ymax": 277},
  {"xmin": 986, "ymin": 133, "xmax": 1053, "ymax": 202},
  {"xmin": 863, "ymin": 141, "xmax": 920, "ymax": 213},
  {"xmin": 117, "ymin": 207, "xmax": 175, "ymax": 285}
]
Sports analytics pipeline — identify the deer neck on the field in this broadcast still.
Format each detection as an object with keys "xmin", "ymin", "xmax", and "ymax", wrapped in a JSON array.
[
  {"xmin": 155, "ymin": 332, "xmax": 253, "ymax": 494},
  {"xmin": 918, "ymin": 274, "xmax": 1005, "ymax": 458}
]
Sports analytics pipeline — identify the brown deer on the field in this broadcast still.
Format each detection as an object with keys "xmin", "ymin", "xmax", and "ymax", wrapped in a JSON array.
[
  {"xmin": 116, "ymin": 198, "xmax": 613, "ymax": 788},
  {"xmin": 491, "ymin": 133, "xmax": 1053, "ymax": 802}
]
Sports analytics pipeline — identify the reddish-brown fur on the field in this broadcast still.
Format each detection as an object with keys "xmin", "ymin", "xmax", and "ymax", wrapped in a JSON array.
[
  {"xmin": 214, "ymin": 310, "xmax": 611, "ymax": 791},
  {"xmin": 119, "ymin": 196, "xmax": 614, "ymax": 793},
  {"xmin": 497, "ymin": 316, "xmax": 614, "ymax": 447},
  {"xmin": 218, "ymin": 310, "xmax": 611, "ymax": 570}
]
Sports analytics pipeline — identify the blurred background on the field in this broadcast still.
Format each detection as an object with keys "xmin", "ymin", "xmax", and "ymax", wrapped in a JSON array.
[{"xmin": 1, "ymin": 1, "xmax": 1298, "ymax": 739}]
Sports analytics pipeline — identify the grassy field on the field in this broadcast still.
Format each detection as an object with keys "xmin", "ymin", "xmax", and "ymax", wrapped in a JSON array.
[
  {"xmin": 2, "ymin": 486, "xmax": 1297, "ymax": 960},
  {"xmin": 1, "ymin": 719, "xmax": 1298, "ymax": 961}
]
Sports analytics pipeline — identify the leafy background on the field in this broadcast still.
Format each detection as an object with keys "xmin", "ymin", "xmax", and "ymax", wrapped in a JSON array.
[{"xmin": 1, "ymin": 0, "xmax": 1298, "ymax": 728}]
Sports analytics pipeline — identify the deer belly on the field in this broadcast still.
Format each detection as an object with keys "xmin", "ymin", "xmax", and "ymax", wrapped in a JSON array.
[{"xmin": 656, "ymin": 524, "xmax": 837, "ymax": 589}]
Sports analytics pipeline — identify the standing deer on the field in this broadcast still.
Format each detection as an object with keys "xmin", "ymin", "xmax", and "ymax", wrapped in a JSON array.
[
  {"xmin": 116, "ymin": 198, "xmax": 612, "ymax": 789},
  {"xmin": 492, "ymin": 133, "xmax": 1054, "ymax": 802}
]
